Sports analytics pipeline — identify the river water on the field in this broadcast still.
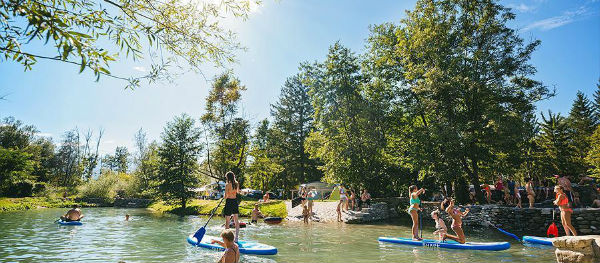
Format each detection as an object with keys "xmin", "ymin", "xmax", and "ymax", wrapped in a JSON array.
[{"xmin": 0, "ymin": 207, "xmax": 556, "ymax": 262}]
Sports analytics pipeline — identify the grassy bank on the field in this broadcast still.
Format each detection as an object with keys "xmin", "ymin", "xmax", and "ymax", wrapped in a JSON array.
[
  {"xmin": 0, "ymin": 197, "xmax": 94, "ymax": 212},
  {"xmin": 149, "ymin": 199, "xmax": 287, "ymax": 218}
]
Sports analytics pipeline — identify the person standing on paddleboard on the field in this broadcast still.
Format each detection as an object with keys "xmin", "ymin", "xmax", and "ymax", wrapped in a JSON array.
[
  {"xmin": 224, "ymin": 171, "xmax": 240, "ymax": 242},
  {"xmin": 554, "ymin": 185, "xmax": 577, "ymax": 236},
  {"xmin": 441, "ymin": 198, "xmax": 469, "ymax": 244},
  {"xmin": 408, "ymin": 185, "xmax": 425, "ymax": 240}
]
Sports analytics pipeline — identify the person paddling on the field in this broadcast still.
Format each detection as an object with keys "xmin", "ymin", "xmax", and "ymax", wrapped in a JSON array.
[
  {"xmin": 224, "ymin": 171, "xmax": 240, "ymax": 243},
  {"xmin": 554, "ymin": 185, "xmax": 577, "ymax": 236},
  {"xmin": 211, "ymin": 229, "xmax": 240, "ymax": 263},
  {"xmin": 441, "ymin": 198, "xmax": 469, "ymax": 244},
  {"xmin": 408, "ymin": 185, "xmax": 425, "ymax": 240}
]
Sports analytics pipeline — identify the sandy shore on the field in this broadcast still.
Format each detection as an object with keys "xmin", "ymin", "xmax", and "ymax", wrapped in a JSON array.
[{"xmin": 286, "ymin": 200, "xmax": 351, "ymax": 222}]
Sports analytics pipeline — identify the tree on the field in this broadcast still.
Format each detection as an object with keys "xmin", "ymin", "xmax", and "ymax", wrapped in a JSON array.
[
  {"xmin": 1, "ymin": 0, "xmax": 259, "ymax": 88},
  {"xmin": 54, "ymin": 129, "xmax": 83, "ymax": 187},
  {"xmin": 103, "ymin": 146, "xmax": 129, "ymax": 173},
  {"xmin": 81, "ymin": 129, "xmax": 103, "ymax": 180},
  {"xmin": 304, "ymin": 43, "xmax": 388, "ymax": 193},
  {"xmin": 201, "ymin": 72, "xmax": 249, "ymax": 183},
  {"xmin": 156, "ymin": 114, "xmax": 202, "ymax": 209},
  {"xmin": 567, "ymin": 91, "xmax": 596, "ymax": 176},
  {"xmin": 366, "ymin": 0, "xmax": 550, "ymax": 202},
  {"xmin": 0, "ymin": 148, "xmax": 34, "ymax": 196},
  {"xmin": 246, "ymin": 119, "xmax": 283, "ymax": 192},
  {"xmin": 592, "ymin": 80, "xmax": 600, "ymax": 122},
  {"xmin": 536, "ymin": 111, "xmax": 576, "ymax": 176},
  {"xmin": 269, "ymin": 74, "xmax": 321, "ymax": 192},
  {"xmin": 586, "ymin": 125, "xmax": 600, "ymax": 177}
]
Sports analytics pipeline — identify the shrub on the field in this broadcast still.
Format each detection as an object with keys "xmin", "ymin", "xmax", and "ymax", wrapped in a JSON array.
[{"xmin": 78, "ymin": 171, "xmax": 137, "ymax": 201}]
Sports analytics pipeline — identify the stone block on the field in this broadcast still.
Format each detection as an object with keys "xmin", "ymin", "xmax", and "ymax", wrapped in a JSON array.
[{"xmin": 555, "ymin": 248, "xmax": 594, "ymax": 263}]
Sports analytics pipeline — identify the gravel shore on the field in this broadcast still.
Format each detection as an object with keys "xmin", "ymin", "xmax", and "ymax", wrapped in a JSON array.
[{"xmin": 286, "ymin": 200, "xmax": 349, "ymax": 222}]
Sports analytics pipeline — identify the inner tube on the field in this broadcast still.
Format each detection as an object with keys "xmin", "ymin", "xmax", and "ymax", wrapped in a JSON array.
[
  {"xmin": 228, "ymin": 222, "xmax": 247, "ymax": 228},
  {"xmin": 57, "ymin": 220, "xmax": 83, "ymax": 226},
  {"xmin": 264, "ymin": 217, "xmax": 283, "ymax": 224}
]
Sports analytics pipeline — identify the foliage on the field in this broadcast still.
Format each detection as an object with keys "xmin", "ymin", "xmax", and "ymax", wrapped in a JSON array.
[
  {"xmin": 149, "ymin": 199, "xmax": 287, "ymax": 218},
  {"xmin": 77, "ymin": 171, "xmax": 136, "ymax": 200},
  {"xmin": 0, "ymin": 197, "xmax": 92, "ymax": 212},
  {"xmin": 102, "ymin": 146, "xmax": 129, "ymax": 173},
  {"xmin": 156, "ymin": 114, "xmax": 203, "ymax": 209},
  {"xmin": 568, "ymin": 91, "xmax": 597, "ymax": 176},
  {"xmin": 201, "ymin": 72, "xmax": 249, "ymax": 184},
  {"xmin": 245, "ymin": 119, "xmax": 283, "ymax": 192},
  {"xmin": 0, "ymin": 0, "xmax": 259, "ymax": 88}
]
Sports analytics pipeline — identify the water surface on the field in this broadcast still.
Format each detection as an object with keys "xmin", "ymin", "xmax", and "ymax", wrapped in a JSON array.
[{"xmin": 0, "ymin": 208, "xmax": 556, "ymax": 262}]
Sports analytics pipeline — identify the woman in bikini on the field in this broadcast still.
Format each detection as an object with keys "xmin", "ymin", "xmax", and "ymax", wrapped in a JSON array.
[
  {"xmin": 211, "ymin": 229, "xmax": 240, "ymax": 263},
  {"xmin": 223, "ymin": 171, "xmax": 240, "ymax": 242},
  {"xmin": 554, "ymin": 185, "xmax": 577, "ymax": 236},
  {"xmin": 441, "ymin": 198, "xmax": 470, "ymax": 244},
  {"xmin": 408, "ymin": 185, "xmax": 425, "ymax": 240},
  {"xmin": 526, "ymin": 178, "xmax": 535, "ymax": 208}
]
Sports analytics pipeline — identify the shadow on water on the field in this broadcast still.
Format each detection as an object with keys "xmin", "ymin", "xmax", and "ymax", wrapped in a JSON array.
[{"xmin": 0, "ymin": 208, "xmax": 557, "ymax": 262}]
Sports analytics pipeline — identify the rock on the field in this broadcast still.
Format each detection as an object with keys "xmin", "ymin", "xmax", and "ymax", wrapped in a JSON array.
[{"xmin": 553, "ymin": 235, "xmax": 600, "ymax": 263}]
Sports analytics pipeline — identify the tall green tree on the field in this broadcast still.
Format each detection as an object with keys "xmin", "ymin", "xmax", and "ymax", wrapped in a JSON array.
[
  {"xmin": 54, "ymin": 129, "xmax": 83, "ymax": 187},
  {"xmin": 536, "ymin": 111, "xmax": 577, "ymax": 176},
  {"xmin": 201, "ymin": 73, "xmax": 249, "ymax": 184},
  {"xmin": 246, "ymin": 119, "xmax": 283, "ymax": 192},
  {"xmin": 586, "ymin": 125, "xmax": 600, "ymax": 177},
  {"xmin": 1, "ymin": 0, "xmax": 259, "ymax": 88},
  {"xmin": 102, "ymin": 146, "xmax": 130, "ymax": 173},
  {"xmin": 567, "ymin": 91, "xmax": 596, "ymax": 176},
  {"xmin": 269, "ymin": 74, "xmax": 322, "ymax": 192},
  {"xmin": 592, "ymin": 80, "xmax": 600, "ymax": 122},
  {"xmin": 156, "ymin": 114, "xmax": 203, "ymax": 209},
  {"xmin": 304, "ymin": 43, "xmax": 388, "ymax": 193},
  {"xmin": 366, "ymin": 0, "xmax": 550, "ymax": 202}
]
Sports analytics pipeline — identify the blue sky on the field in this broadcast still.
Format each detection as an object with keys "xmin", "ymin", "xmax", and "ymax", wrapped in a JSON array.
[{"xmin": 1, "ymin": 0, "xmax": 599, "ymax": 154}]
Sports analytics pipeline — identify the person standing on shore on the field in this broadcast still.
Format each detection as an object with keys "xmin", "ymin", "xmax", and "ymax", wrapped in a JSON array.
[
  {"xmin": 554, "ymin": 185, "xmax": 577, "ymax": 236},
  {"xmin": 514, "ymin": 182, "xmax": 522, "ymax": 208},
  {"xmin": 307, "ymin": 187, "xmax": 317, "ymax": 217},
  {"xmin": 526, "ymin": 178, "xmax": 535, "ymax": 208},
  {"xmin": 408, "ymin": 185, "xmax": 425, "ymax": 240},
  {"xmin": 223, "ymin": 171, "xmax": 240, "ymax": 243}
]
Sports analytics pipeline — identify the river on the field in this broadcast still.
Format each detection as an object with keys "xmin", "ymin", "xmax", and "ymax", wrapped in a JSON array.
[{"xmin": 0, "ymin": 207, "xmax": 556, "ymax": 262}]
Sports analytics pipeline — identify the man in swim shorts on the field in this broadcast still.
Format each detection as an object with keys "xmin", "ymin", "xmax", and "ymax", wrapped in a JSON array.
[{"xmin": 61, "ymin": 204, "xmax": 84, "ymax": 222}]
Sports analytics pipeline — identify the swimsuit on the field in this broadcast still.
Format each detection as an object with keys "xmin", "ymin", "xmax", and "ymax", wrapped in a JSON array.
[
  {"xmin": 556, "ymin": 193, "xmax": 572, "ymax": 213},
  {"xmin": 223, "ymin": 246, "xmax": 239, "ymax": 263},
  {"xmin": 451, "ymin": 208, "xmax": 462, "ymax": 228},
  {"xmin": 224, "ymin": 198, "xmax": 239, "ymax": 216},
  {"xmin": 407, "ymin": 196, "xmax": 420, "ymax": 213},
  {"xmin": 339, "ymin": 188, "xmax": 348, "ymax": 201}
]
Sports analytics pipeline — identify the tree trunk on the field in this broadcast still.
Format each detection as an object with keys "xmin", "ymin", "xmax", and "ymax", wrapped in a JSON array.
[
  {"xmin": 462, "ymin": 157, "xmax": 484, "ymax": 203},
  {"xmin": 181, "ymin": 197, "xmax": 186, "ymax": 209}
]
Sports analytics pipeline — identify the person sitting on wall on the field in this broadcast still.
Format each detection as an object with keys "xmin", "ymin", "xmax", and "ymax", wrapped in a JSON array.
[{"xmin": 360, "ymin": 189, "xmax": 371, "ymax": 209}]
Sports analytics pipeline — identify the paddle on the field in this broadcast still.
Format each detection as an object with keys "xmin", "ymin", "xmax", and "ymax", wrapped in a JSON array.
[
  {"xmin": 483, "ymin": 220, "xmax": 521, "ymax": 242},
  {"xmin": 419, "ymin": 210, "xmax": 423, "ymax": 239},
  {"xmin": 193, "ymin": 198, "xmax": 225, "ymax": 243},
  {"xmin": 291, "ymin": 197, "xmax": 304, "ymax": 208},
  {"xmin": 547, "ymin": 208, "xmax": 559, "ymax": 237}
]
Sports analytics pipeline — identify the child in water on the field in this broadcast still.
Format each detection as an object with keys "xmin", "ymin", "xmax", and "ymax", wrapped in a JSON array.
[
  {"xmin": 251, "ymin": 203, "xmax": 263, "ymax": 224},
  {"xmin": 431, "ymin": 210, "xmax": 447, "ymax": 241},
  {"xmin": 211, "ymin": 229, "xmax": 239, "ymax": 263},
  {"xmin": 302, "ymin": 204, "xmax": 309, "ymax": 224}
]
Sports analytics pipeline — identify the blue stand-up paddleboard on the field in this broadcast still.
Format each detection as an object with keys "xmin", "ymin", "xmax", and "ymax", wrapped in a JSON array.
[
  {"xmin": 57, "ymin": 220, "xmax": 83, "ymax": 226},
  {"xmin": 522, "ymin": 236, "xmax": 554, "ymax": 246},
  {"xmin": 187, "ymin": 235, "xmax": 278, "ymax": 255},
  {"xmin": 378, "ymin": 237, "xmax": 510, "ymax": 251}
]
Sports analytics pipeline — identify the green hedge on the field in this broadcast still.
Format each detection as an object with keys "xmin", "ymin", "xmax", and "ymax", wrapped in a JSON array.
[
  {"xmin": 149, "ymin": 199, "xmax": 287, "ymax": 218},
  {"xmin": 0, "ymin": 197, "xmax": 93, "ymax": 212}
]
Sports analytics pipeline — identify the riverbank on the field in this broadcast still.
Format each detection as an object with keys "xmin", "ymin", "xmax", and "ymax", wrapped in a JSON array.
[
  {"xmin": 149, "ymin": 199, "xmax": 287, "ymax": 218},
  {"xmin": 0, "ymin": 197, "xmax": 95, "ymax": 212}
]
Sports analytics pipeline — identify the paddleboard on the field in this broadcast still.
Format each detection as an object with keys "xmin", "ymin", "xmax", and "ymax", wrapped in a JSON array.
[
  {"xmin": 187, "ymin": 235, "xmax": 277, "ymax": 255},
  {"xmin": 378, "ymin": 237, "xmax": 510, "ymax": 251},
  {"xmin": 57, "ymin": 220, "xmax": 83, "ymax": 226},
  {"xmin": 522, "ymin": 236, "xmax": 554, "ymax": 246}
]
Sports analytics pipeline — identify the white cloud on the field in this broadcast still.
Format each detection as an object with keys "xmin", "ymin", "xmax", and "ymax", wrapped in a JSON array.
[
  {"xmin": 104, "ymin": 140, "xmax": 116, "ymax": 144},
  {"xmin": 510, "ymin": 3, "xmax": 535, "ymax": 13},
  {"xmin": 133, "ymin": 66, "xmax": 147, "ymax": 72},
  {"xmin": 522, "ymin": 6, "xmax": 589, "ymax": 32}
]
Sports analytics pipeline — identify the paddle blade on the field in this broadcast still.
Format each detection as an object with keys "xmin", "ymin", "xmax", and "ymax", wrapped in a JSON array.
[
  {"xmin": 193, "ymin": 227, "xmax": 206, "ymax": 243},
  {"xmin": 547, "ymin": 223, "xmax": 559, "ymax": 237}
]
